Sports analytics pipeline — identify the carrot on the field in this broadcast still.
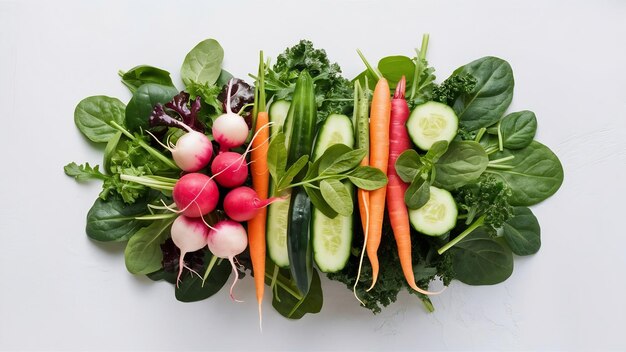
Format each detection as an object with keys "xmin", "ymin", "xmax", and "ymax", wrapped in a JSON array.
[
  {"xmin": 366, "ymin": 78, "xmax": 391, "ymax": 290},
  {"xmin": 248, "ymin": 51, "xmax": 269, "ymax": 330},
  {"xmin": 386, "ymin": 76, "xmax": 439, "ymax": 295}
]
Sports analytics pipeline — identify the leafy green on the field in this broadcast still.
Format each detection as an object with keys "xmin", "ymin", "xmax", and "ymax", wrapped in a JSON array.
[
  {"xmin": 320, "ymin": 179, "xmax": 353, "ymax": 216},
  {"xmin": 269, "ymin": 267, "xmax": 323, "ymax": 319},
  {"xmin": 450, "ymin": 227, "xmax": 513, "ymax": 285},
  {"xmin": 264, "ymin": 40, "xmax": 353, "ymax": 123},
  {"xmin": 434, "ymin": 141, "xmax": 489, "ymax": 190},
  {"xmin": 175, "ymin": 252, "xmax": 232, "ymax": 302},
  {"xmin": 455, "ymin": 174, "xmax": 513, "ymax": 230},
  {"xmin": 405, "ymin": 175, "xmax": 430, "ymax": 209},
  {"xmin": 502, "ymin": 206, "xmax": 541, "ymax": 255},
  {"xmin": 452, "ymin": 56, "xmax": 514, "ymax": 132},
  {"xmin": 432, "ymin": 73, "xmax": 477, "ymax": 106},
  {"xmin": 125, "ymin": 83, "xmax": 179, "ymax": 132},
  {"xmin": 181, "ymin": 39, "xmax": 224, "ymax": 87},
  {"xmin": 74, "ymin": 96, "xmax": 126, "ymax": 143},
  {"xmin": 119, "ymin": 65, "xmax": 175, "ymax": 93},
  {"xmin": 486, "ymin": 141, "xmax": 564, "ymax": 206},
  {"xmin": 498, "ymin": 111, "xmax": 537, "ymax": 149},
  {"xmin": 125, "ymin": 217, "xmax": 174, "ymax": 274}
]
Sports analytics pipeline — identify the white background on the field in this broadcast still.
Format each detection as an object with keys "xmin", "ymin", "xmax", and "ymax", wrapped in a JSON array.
[{"xmin": 1, "ymin": 0, "xmax": 625, "ymax": 350}]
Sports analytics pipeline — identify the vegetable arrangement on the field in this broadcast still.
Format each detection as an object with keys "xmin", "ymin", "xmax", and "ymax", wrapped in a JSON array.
[{"xmin": 65, "ymin": 35, "xmax": 563, "ymax": 322}]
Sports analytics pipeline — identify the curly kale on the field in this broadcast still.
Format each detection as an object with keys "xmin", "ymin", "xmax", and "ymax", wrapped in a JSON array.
[
  {"xmin": 265, "ymin": 40, "xmax": 353, "ymax": 123},
  {"xmin": 327, "ymin": 216, "xmax": 454, "ymax": 314},
  {"xmin": 432, "ymin": 73, "xmax": 477, "ymax": 107},
  {"xmin": 455, "ymin": 174, "xmax": 513, "ymax": 232}
]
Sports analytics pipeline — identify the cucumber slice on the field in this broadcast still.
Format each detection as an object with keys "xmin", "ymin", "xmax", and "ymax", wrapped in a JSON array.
[
  {"xmin": 311, "ymin": 113, "xmax": 355, "ymax": 273},
  {"xmin": 266, "ymin": 188, "xmax": 291, "ymax": 267},
  {"xmin": 312, "ymin": 114, "xmax": 355, "ymax": 158},
  {"xmin": 409, "ymin": 186, "xmax": 458, "ymax": 236},
  {"xmin": 406, "ymin": 101, "xmax": 458, "ymax": 150},
  {"xmin": 269, "ymin": 100, "xmax": 290, "ymax": 135}
]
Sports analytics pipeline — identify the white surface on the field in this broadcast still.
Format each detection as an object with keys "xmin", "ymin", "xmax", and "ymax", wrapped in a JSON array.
[{"xmin": 1, "ymin": 0, "xmax": 625, "ymax": 350}]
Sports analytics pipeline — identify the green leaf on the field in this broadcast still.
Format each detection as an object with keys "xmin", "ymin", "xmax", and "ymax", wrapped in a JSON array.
[
  {"xmin": 347, "ymin": 166, "xmax": 388, "ymax": 190},
  {"xmin": 424, "ymin": 140, "xmax": 449, "ymax": 163},
  {"xmin": 499, "ymin": 111, "xmax": 537, "ymax": 149},
  {"xmin": 316, "ymin": 144, "xmax": 353, "ymax": 175},
  {"xmin": 181, "ymin": 39, "xmax": 224, "ymax": 86},
  {"xmin": 267, "ymin": 132, "xmax": 288, "ymax": 183},
  {"xmin": 377, "ymin": 55, "xmax": 416, "ymax": 89},
  {"xmin": 74, "ymin": 96, "xmax": 126, "ymax": 143},
  {"xmin": 125, "ymin": 83, "xmax": 179, "ymax": 132},
  {"xmin": 103, "ymin": 131, "xmax": 123, "ymax": 174},
  {"xmin": 215, "ymin": 69, "xmax": 234, "ymax": 87},
  {"xmin": 124, "ymin": 217, "xmax": 174, "ymax": 275},
  {"xmin": 487, "ymin": 141, "xmax": 564, "ymax": 206},
  {"xmin": 85, "ymin": 194, "xmax": 156, "ymax": 242},
  {"xmin": 502, "ymin": 207, "xmax": 541, "ymax": 256},
  {"xmin": 304, "ymin": 185, "xmax": 338, "ymax": 219},
  {"xmin": 450, "ymin": 227, "xmax": 513, "ymax": 285},
  {"xmin": 278, "ymin": 155, "xmax": 309, "ymax": 190},
  {"xmin": 320, "ymin": 179, "xmax": 353, "ymax": 216},
  {"xmin": 120, "ymin": 65, "xmax": 175, "ymax": 93},
  {"xmin": 404, "ymin": 175, "xmax": 430, "ymax": 210},
  {"xmin": 452, "ymin": 57, "xmax": 514, "ymax": 131},
  {"xmin": 395, "ymin": 149, "xmax": 423, "ymax": 183},
  {"xmin": 175, "ymin": 253, "xmax": 231, "ymax": 302},
  {"xmin": 319, "ymin": 148, "xmax": 366, "ymax": 176},
  {"xmin": 64, "ymin": 162, "xmax": 106, "ymax": 182},
  {"xmin": 270, "ymin": 268, "xmax": 323, "ymax": 319},
  {"xmin": 434, "ymin": 141, "xmax": 488, "ymax": 190}
]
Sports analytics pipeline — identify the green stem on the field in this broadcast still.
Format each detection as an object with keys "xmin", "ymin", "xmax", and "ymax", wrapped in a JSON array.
[
  {"xmin": 438, "ymin": 215, "xmax": 486, "ymax": 254},
  {"xmin": 285, "ymin": 174, "xmax": 345, "ymax": 190},
  {"xmin": 135, "ymin": 213, "xmax": 177, "ymax": 221},
  {"xmin": 356, "ymin": 49, "xmax": 381, "ymax": 79},
  {"xmin": 120, "ymin": 174, "xmax": 175, "ymax": 191},
  {"xmin": 201, "ymin": 256, "xmax": 219, "ymax": 287},
  {"xmin": 474, "ymin": 127, "xmax": 487, "ymax": 143},
  {"xmin": 109, "ymin": 121, "xmax": 179, "ymax": 170},
  {"xmin": 497, "ymin": 122, "xmax": 504, "ymax": 151},
  {"xmin": 489, "ymin": 155, "xmax": 515, "ymax": 164},
  {"xmin": 264, "ymin": 271, "xmax": 303, "ymax": 300},
  {"xmin": 487, "ymin": 164, "xmax": 515, "ymax": 170},
  {"xmin": 421, "ymin": 297, "xmax": 435, "ymax": 313}
]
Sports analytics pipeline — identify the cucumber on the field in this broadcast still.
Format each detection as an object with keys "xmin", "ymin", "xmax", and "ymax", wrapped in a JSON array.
[
  {"xmin": 310, "ymin": 113, "xmax": 355, "ymax": 273},
  {"xmin": 266, "ymin": 99, "xmax": 292, "ymax": 267},
  {"xmin": 409, "ymin": 186, "xmax": 458, "ymax": 236},
  {"xmin": 287, "ymin": 188, "xmax": 313, "ymax": 295},
  {"xmin": 406, "ymin": 101, "xmax": 458, "ymax": 150},
  {"xmin": 269, "ymin": 100, "xmax": 290, "ymax": 136}
]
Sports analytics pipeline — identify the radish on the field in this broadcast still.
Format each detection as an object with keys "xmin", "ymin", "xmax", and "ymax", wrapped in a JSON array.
[
  {"xmin": 212, "ymin": 79, "xmax": 249, "ymax": 152},
  {"xmin": 171, "ymin": 215, "xmax": 209, "ymax": 285},
  {"xmin": 170, "ymin": 130, "xmax": 213, "ymax": 172},
  {"xmin": 223, "ymin": 186, "xmax": 283, "ymax": 222},
  {"xmin": 210, "ymin": 151, "xmax": 249, "ymax": 188},
  {"xmin": 172, "ymin": 173, "xmax": 219, "ymax": 217},
  {"xmin": 206, "ymin": 220, "xmax": 248, "ymax": 301}
]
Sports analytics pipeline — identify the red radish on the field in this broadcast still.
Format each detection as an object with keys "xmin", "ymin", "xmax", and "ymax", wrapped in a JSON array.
[
  {"xmin": 172, "ymin": 173, "xmax": 219, "ymax": 217},
  {"xmin": 206, "ymin": 220, "xmax": 248, "ymax": 300},
  {"xmin": 171, "ymin": 215, "xmax": 209, "ymax": 286},
  {"xmin": 211, "ymin": 151, "xmax": 249, "ymax": 188},
  {"xmin": 212, "ymin": 79, "xmax": 249, "ymax": 152},
  {"xmin": 223, "ymin": 186, "xmax": 283, "ymax": 222},
  {"xmin": 171, "ymin": 130, "xmax": 213, "ymax": 172}
]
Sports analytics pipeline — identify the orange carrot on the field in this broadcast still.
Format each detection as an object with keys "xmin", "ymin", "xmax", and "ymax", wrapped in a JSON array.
[
  {"xmin": 366, "ymin": 78, "xmax": 391, "ymax": 290},
  {"xmin": 248, "ymin": 110, "xmax": 269, "ymax": 326},
  {"xmin": 387, "ymin": 77, "xmax": 438, "ymax": 295}
]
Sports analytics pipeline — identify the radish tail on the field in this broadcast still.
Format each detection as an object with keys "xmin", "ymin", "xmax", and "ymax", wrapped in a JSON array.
[{"xmin": 228, "ymin": 256, "xmax": 243, "ymax": 303}]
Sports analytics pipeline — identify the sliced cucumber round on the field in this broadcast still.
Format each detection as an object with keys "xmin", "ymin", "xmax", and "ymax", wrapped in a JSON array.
[
  {"xmin": 406, "ymin": 101, "xmax": 458, "ymax": 150},
  {"xmin": 313, "ymin": 114, "xmax": 354, "ymax": 158},
  {"xmin": 409, "ymin": 186, "xmax": 457, "ymax": 236},
  {"xmin": 266, "ymin": 188, "xmax": 291, "ymax": 267},
  {"xmin": 269, "ymin": 100, "xmax": 290, "ymax": 135}
]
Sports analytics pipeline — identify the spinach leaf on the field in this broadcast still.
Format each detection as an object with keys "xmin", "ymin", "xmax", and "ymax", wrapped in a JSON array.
[
  {"xmin": 404, "ymin": 175, "xmax": 430, "ymax": 210},
  {"xmin": 175, "ymin": 253, "xmax": 231, "ymax": 302},
  {"xmin": 346, "ymin": 166, "xmax": 388, "ymax": 190},
  {"xmin": 124, "ymin": 217, "xmax": 174, "ymax": 275},
  {"xmin": 120, "ymin": 65, "xmax": 175, "ymax": 93},
  {"xmin": 270, "ymin": 267, "xmax": 323, "ymax": 319},
  {"xmin": 181, "ymin": 39, "xmax": 224, "ymax": 87},
  {"xmin": 434, "ymin": 141, "xmax": 488, "ymax": 190},
  {"xmin": 85, "ymin": 193, "xmax": 156, "ymax": 241},
  {"xmin": 319, "ymin": 148, "xmax": 366, "ymax": 176},
  {"xmin": 74, "ymin": 96, "xmax": 126, "ymax": 143},
  {"xmin": 320, "ymin": 179, "xmax": 353, "ymax": 216},
  {"xmin": 487, "ymin": 141, "xmax": 564, "ymax": 206},
  {"xmin": 304, "ymin": 185, "xmax": 338, "ymax": 219},
  {"xmin": 395, "ymin": 149, "xmax": 422, "ymax": 183},
  {"xmin": 216, "ymin": 69, "xmax": 234, "ymax": 88},
  {"xmin": 377, "ymin": 55, "xmax": 416, "ymax": 89},
  {"xmin": 277, "ymin": 155, "xmax": 309, "ymax": 190},
  {"xmin": 424, "ymin": 140, "xmax": 449, "ymax": 163},
  {"xmin": 125, "ymin": 83, "xmax": 179, "ymax": 133},
  {"xmin": 502, "ymin": 206, "xmax": 541, "ymax": 255},
  {"xmin": 450, "ymin": 227, "xmax": 513, "ymax": 285},
  {"xmin": 267, "ymin": 132, "xmax": 288, "ymax": 183},
  {"xmin": 452, "ymin": 57, "xmax": 514, "ymax": 131},
  {"xmin": 316, "ymin": 144, "xmax": 353, "ymax": 175},
  {"xmin": 499, "ymin": 111, "xmax": 537, "ymax": 149}
]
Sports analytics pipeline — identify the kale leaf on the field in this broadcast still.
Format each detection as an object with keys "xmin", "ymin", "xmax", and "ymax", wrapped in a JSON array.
[
  {"xmin": 432, "ymin": 73, "xmax": 477, "ymax": 107},
  {"xmin": 455, "ymin": 174, "xmax": 514, "ymax": 233}
]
